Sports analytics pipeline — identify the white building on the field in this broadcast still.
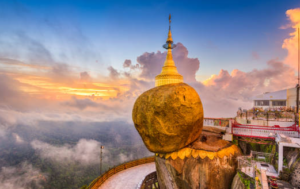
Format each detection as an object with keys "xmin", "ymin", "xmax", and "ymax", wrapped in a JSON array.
[{"xmin": 253, "ymin": 88, "xmax": 300, "ymax": 109}]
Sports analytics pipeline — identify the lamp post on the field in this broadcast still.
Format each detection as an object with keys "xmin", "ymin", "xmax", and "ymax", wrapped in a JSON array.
[
  {"xmin": 100, "ymin": 145, "xmax": 104, "ymax": 175},
  {"xmin": 296, "ymin": 84, "xmax": 299, "ymax": 125},
  {"xmin": 296, "ymin": 28, "xmax": 300, "ymax": 125}
]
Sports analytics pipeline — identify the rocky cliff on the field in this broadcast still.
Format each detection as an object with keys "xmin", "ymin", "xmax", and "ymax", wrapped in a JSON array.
[
  {"xmin": 286, "ymin": 149, "xmax": 300, "ymax": 188},
  {"xmin": 155, "ymin": 132, "xmax": 242, "ymax": 189},
  {"xmin": 231, "ymin": 173, "xmax": 246, "ymax": 189}
]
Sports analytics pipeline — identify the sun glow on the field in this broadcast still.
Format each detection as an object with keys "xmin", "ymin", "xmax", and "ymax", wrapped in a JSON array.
[{"xmin": 4, "ymin": 72, "xmax": 126, "ymax": 100}]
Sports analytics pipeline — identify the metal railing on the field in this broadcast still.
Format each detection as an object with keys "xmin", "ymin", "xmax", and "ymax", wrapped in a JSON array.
[
  {"xmin": 88, "ymin": 156, "xmax": 155, "ymax": 189},
  {"xmin": 138, "ymin": 171, "xmax": 159, "ymax": 189},
  {"xmin": 237, "ymin": 111, "xmax": 296, "ymax": 122},
  {"xmin": 232, "ymin": 121, "xmax": 299, "ymax": 139}
]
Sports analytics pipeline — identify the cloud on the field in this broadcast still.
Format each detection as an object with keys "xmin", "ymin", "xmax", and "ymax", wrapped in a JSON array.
[
  {"xmin": 80, "ymin": 71, "xmax": 92, "ymax": 82},
  {"xmin": 0, "ymin": 74, "xmax": 38, "ymax": 111},
  {"xmin": 0, "ymin": 57, "xmax": 50, "ymax": 70},
  {"xmin": 0, "ymin": 38, "xmax": 296, "ymax": 120},
  {"xmin": 0, "ymin": 32, "xmax": 54, "ymax": 65},
  {"xmin": 123, "ymin": 59, "xmax": 139, "ymax": 70},
  {"xmin": 31, "ymin": 139, "xmax": 105, "ymax": 165},
  {"xmin": 123, "ymin": 59, "xmax": 132, "ymax": 68},
  {"xmin": 198, "ymin": 59, "xmax": 295, "ymax": 117},
  {"xmin": 51, "ymin": 63, "xmax": 72, "ymax": 79},
  {"xmin": 173, "ymin": 43, "xmax": 200, "ymax": 82},
  {"xmin": 137, "ymin": 42, "xmax": 200, "ymax": 82},
  {"xmin": 136, "ymin": 51, "xmax": 165, "ymax": 80},
  {"xmin": 203, "ymin": 59, "xmax": 295, "ymax": 100},
  {"xmin": 282, "ymin": 8, "xmax": 300, "ymax": 69},
  {"xmin": 62, "ymin": 96, "xmax": 99, "ymax": 110},
  {"xmin": 0, "ymin": 74, "xmax": 23, "ymax": 100},
  {"xmin": 108, "ymin": 66, "xmax": 120, "ymax": 79},
  {"xmin": 0, "ymin": 162, "xmax": 46, "ymax": 189},
  {"xmin": 0, "ymin": 107, "xmax": 114, "ymax": 130},
  {"xmin": 12, "ymin": 133, "xmax": 24, "ymax": 144},
  {"xmin": 118, "ymin": 153, "xmax": 134, "ymax": 163}
]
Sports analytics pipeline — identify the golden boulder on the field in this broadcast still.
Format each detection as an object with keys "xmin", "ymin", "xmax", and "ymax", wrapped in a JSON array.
[{"xmin": 132, "ymin": 83, "xmax": 203, "ymax": 153}]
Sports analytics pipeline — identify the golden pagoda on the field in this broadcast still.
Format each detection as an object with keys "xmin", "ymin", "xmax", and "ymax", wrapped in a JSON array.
[{"xmin": 155, "ymin": 14, "xmax": 183, "ymax": 87}]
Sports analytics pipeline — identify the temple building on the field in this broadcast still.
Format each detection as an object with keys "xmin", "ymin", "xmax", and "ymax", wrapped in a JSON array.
[
  {"xmin": 253, "ymin": 87, "xmax": 300, "ymax": 109},
  {"xmin": 155, "ymin": 15, "xmax": 183, "ymax": 87}
]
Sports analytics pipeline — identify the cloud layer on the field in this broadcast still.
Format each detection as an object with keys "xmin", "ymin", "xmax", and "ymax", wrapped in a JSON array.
[
  {"xmin": 31, "ymin": 138, "xmax": 142, "ymax": 166},
  {"xmin": 31, "ymin": 139, "xmax": 103, "ymax": 165},
  {"xmin": 0, "ymin": 162, "xmax": 46, "ymax": 189}
]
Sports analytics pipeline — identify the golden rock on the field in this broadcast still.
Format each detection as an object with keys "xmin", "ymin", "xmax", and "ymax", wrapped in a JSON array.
[{"xmin": 132, "ymin": 83, "xmax": 203, "ymax": 153}]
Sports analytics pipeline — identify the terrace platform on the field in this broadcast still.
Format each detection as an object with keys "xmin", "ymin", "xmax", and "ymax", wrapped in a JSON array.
[{"xmin": 98, "ymin": 162, "xmax": 155, "ymax": 189}]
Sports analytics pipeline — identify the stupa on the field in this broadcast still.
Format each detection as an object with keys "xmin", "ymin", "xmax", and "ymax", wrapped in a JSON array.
[{"xmin": 155, "ymin": 14, "xmax": 183, "ymax": 87}]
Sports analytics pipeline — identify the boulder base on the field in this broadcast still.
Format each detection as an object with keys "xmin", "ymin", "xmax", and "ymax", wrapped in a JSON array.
[{"xmin": 155, "ymin": 133, "xmax": 242, "ymax": 189}]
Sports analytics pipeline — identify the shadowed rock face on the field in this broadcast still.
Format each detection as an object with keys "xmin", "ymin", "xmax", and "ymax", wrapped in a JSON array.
[
  {"xmin": 288, "ymin": 149, "xmax": 300, "ymax": 188},
  {"xmin": 132, "ymin": 83, "xmax": 203, "ymax": 153},
  {"xmin": 231, "ymin": 173, "xmax": 246, "ymax": 189},
  {"xmin": 155, "ymin": 154, "xmax": 239, "ymax": 189},
  {"xmin": 155, "ymin": 133, "xmax": 242, "ymax": 189}
]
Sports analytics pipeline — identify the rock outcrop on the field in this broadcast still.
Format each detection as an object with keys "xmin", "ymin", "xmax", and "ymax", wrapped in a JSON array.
[
  {"xmin": 132, "ymin": 83, "xmax": 203, "ymax": 153},
  {"xmin": 231, "ymin": 173, "xmax": 246, "ymax": 189},
  {"xmin": 155, "ymin": 132, "xmax": 242, "ymax": 189},
  {"xmin": 287, "ymin": 149, "xmax": 300, "ymax": 188}
]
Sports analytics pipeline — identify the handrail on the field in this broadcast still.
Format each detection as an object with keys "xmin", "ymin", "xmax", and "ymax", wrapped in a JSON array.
[
  {"xmin": 138, "ymin": 171, "xmax": 158, "ymax": 189},
  {"xmin": 233, "ymin": 121, "xmax": 298, "ymax": 130},
  {"xmin": 232, "ymin": 121, "xmax": 299, "ymax": 139},
  {"xmin": 88, "ymin": 156, "xmax": 155, "ymax": 189}
]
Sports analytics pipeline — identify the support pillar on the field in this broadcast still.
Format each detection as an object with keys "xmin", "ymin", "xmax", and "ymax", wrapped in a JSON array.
[{"xmin": 278, "ymin": 143, "xmax": 283, "ymax": 173}]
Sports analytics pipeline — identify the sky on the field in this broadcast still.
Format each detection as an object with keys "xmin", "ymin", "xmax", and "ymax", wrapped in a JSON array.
[{"xmin": 0, "ymin": 0, "xmax": 300, "ymax": 122}]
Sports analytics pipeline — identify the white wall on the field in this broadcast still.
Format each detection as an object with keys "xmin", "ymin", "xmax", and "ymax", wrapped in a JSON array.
[
  {"xmin": 287, "ymin": 88, "xmax": 298, "ymax": 107},
  {"xmin": 236, "ymin": 117, "xmax": 294, "ymax": 127}
]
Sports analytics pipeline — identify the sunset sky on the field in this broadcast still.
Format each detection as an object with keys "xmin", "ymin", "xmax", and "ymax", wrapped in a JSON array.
[{"xmin": 1, "ymin": 0, "xmax": 300, "ymax": 122}]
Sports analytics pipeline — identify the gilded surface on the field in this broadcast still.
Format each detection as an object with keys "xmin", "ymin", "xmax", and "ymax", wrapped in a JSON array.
[
  {"xmin": 156, "ymin": 144, "xmax": 240, "ymax": 160},
  {"xmin": 155, "ymin": 49, "xmax": 183, "ymax": 86},
  {"xmin": 132, "ymin": 83, "xmax": 203, "ymax": 153},
  {"xmin": 155, "ymin": 16, "xmax": 183, "ymax": 87}
]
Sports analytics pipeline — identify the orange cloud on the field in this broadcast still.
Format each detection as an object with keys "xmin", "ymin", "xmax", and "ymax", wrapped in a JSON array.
[
  {"xmin": 3, "ymin": 71, "xmax": 128, "ymax": 101},
  {"xmin": 282, "ymin": 8, "xmax": 300, "ymax": 69},
  {"xmin": 202, "ymin": 74, "xmax": 217, "ymax": 86}
]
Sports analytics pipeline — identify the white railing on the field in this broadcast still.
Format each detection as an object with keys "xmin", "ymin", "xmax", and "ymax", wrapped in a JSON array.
[
  {"xmin": 203, "ymin": 118, "xmax": 215, "ymax": 126},
  {"xmin": 233, "ymin": 128, "xmax": 299, "ymax": 138},
  {"xmin": 232, "ymin": 123, "xmax": 299, "ymax": 138},
  {"xmin": 203, "ymin": 118, "xmax": 230, "ymax": 127},
  {"xmin": 204, "ymin": 118, "xmax": 299, "ymax": 138}
]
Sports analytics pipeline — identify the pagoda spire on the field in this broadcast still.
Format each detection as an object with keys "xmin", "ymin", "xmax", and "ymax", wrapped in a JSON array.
[{"xmin": 155, "ymin": 14, "xmax": 183, "ymax": 87}]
